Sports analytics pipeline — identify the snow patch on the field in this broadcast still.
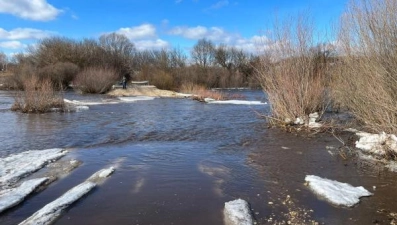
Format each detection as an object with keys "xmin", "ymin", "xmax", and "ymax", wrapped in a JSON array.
[
  {"xmin": 224, "ymin": 199, "xmax": 253, "ymax": 225},
  {"xmin": 386, "ymin": 161, "xmax": 397, "ymax": 172},
  {"xmin": 0, "ymin": 178, "xmax": 48, "ymax": 214},
  {"xmin": 0, "ymin": 149, "xmax": 67, "ymax": 187},
  {"xmin": 64, "ymin": 99, "xmax": 119, "ymax": 106},
  {"xmin": 308, "ymin": 112, "xmax": 322, "ymax": 128},
  {"xmin": 175, "ymin": 93, "xmax": 193, "ymax": 98},
  {"xmin": 204, "ymin": 98, "xmax": 266, "ymax": 105},
  {"xmin": 355, "ymin": 132, "xmax": 397, "ymax": 156},
  {"xmin": 305, "ymin": 175, "xmax": 372, "ymax": 207},
  {"xmin": 19, "ymin": 167, "xmax": 115, "ymax": 225},
  {"xmin": 294, "ymin": 117, "xmax": 304, "ymax": 125},
  {"xmin": 118, "ymin": 96, "xmax": 155, "ymax": 102}
]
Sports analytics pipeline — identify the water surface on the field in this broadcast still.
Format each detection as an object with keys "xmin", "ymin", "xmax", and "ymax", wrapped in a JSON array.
[{"xmin": 0, "ymin": 90, "xmax": 396, "ymax": 224}]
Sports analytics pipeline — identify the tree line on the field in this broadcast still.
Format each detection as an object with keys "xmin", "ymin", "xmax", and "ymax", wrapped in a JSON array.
[{"xmin": 4, "ymin": 33, "xmax": 259, "ymax": 91}]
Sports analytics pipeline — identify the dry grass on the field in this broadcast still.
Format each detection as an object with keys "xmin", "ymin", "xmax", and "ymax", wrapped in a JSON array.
[
  {"xmin": 256, "ymin": 14, "xmax": 330, "ymax": 126},
  {"xmin": 74, "ymin": 67, "xmax": 119, "ymax": 94},
  {"xmin": 179, "ymin": 82, "xmax": 226, "ymax": 100},
  {"xmin": 333, "ymin": 0, "xmax": 397, "ymax": 133},
  {"xmin": 11, "ymin": 76, "xmax": 64, "ymax": 113}
]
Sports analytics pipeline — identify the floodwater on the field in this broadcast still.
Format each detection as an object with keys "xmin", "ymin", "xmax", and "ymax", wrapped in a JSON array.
[{"xmin": 0, "ymin": 90, "xmax": 396, "ymax": 225}]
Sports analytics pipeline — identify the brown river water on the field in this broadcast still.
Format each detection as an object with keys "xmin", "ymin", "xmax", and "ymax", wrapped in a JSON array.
[{"xmin": 0, "ymin": 90, "xmax": 396, "ymax": 225}]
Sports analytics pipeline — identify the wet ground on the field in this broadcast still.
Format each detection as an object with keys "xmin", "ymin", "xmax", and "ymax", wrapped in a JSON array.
[{"xmin": 0, "ymin": 90, "xmax": 396, "ymax": 224}]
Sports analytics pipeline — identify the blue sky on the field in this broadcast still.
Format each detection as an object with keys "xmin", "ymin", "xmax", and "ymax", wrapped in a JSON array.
[{"xmin": 0, "ymin": 0, "xmax": 348, "ymax": 56}]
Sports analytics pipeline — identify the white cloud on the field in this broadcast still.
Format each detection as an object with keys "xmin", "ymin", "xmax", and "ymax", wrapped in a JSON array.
[
  {"xmin": 209, "ymin": 0, "xmax": 229, "ymax": 10},
  {"xmin": 169, "ymin": 26, "xmax": 208, "ymax": 39},
  {"xmin": 0, "ymin": 40, "xmax": 25, "ymax": 49},
  {"xmin": 0, "ymin": 0, "xmax": 62, "ymax": 21},
  {"xmin": 169, "ymin": 25, "xmax": 270, "ymax": 53},
  {"xmin": 0, "ymin": 28, "xmax": 53, "ymax": 40},
  {"xmin": 234, "ymin": 35, "xmax": 270, "ymax": 52},
  {"xmin": 117, "ymin": 24, "xmax": 156, "ymax": 40},
  {"xmin": 169, "ymin": 26, "xmax": 235, "ymax": 42},
  {"xmin": 135, "ymin": 39, "xmax": 169, "ymax": 51}
]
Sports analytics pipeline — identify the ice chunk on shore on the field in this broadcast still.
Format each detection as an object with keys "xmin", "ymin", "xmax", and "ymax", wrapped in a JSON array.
[
  {"xmin": 205, "ymin": 98, "xmax": 266, "ymax": 105},
  {"xmin": 19, "ymin": 167, "xmax": 115, "ymax": 225},
  {"xmin": 64, "ymin": 99, "xmax": 119, "ymax": 106},
  {"xmin": 305, "ymin": 175, "xmax": 372, "ymax": 207},
  {"xmin": 118, "ymin": 96, "xmax": 155, "ymax": 102},
  {"xmin": 0, "ymin": 178, "xmax": 48, "ymax": 214},
  {"xmin": 224, "ymin": 199, "xmax": 253, "ymax": 225},
  {"xmin": 355, "ymin": 132, "xmax": 397, "ymax": 156},
  {"xmin": 0, "ymin": 149, "xmax": 67, "ymax": 187}
]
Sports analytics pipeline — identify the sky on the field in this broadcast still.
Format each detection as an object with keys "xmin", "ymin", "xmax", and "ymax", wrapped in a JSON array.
[{"xmin": 0, "ymin": 0, "xmax": 348, "ymax": 57}]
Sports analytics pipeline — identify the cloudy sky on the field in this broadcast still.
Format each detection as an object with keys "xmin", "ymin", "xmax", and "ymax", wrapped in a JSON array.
[{"xmin": 0, "ymin": 0, "xmax": 348, "ymax": 56}]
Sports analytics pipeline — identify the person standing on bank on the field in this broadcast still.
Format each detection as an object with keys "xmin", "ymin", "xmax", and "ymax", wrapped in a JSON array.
[{"xmin": 122, "ymin": 75, "xmax": 127, "ymax": 89}]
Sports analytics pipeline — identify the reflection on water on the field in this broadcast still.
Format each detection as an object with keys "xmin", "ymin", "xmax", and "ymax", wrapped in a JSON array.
[{"xmin": 0, "ymin": 90, "xmax": 396, "ymax": 224}]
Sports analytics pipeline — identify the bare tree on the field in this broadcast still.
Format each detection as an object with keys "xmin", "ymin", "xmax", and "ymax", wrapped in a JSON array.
[
  {"xmin": 99, "ymin": 33, "xmax": 136, "ymax": 74},
  {"xmin": 191, "ymin": 38, "xmax": 215, "ymax": 68},
  {"xmin": 0, "ymin": 52, "xmax": 7, "ymax": 71}
]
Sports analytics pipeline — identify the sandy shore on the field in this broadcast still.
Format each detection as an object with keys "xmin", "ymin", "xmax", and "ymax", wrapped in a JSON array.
[{"xmin": 107, "ymin": 85, "xmax": 190, "ymax": 98}]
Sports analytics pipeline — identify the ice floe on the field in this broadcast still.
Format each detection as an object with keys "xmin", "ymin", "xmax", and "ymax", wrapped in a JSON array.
[
  {"xmin": 0, "ymin": 149, "xmax": 67, "ymax": 187},
  {"xmin": 305, "ymin": 175, "xmax": 373, "ymax": 207},
  {"xmin": 224, "ymin": 199, "xmax": 253, "ymax": 225},
  {"xmin": 0, "ymin": 178, "xmax": 48, "ymax": 213},
  {"xmin": 86, "ymin": 167, "xmax": 115, "ymax": 184},
  {"xmin": 118, "ymin": 96, "xmax": 155, "ymax": 102},
  {"xmin": 19, "ymin": 182, "xmax": 96, "ymax": 225},
  {"xmin": 355, "ymin": 132, "xmax": 397, "ymax": 156},
  {"xmin": 204, "ymin": 98, "xmax": 266, "ymax": 105},
  {"xmin": 19, "ymin": 167, "xmax": 115, "ymax": 225},
  {"xmin": 74, "ymin": 105, "xmax": 89, "ymax": 111}
]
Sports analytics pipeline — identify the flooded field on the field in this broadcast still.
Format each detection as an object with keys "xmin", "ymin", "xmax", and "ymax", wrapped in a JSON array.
[{"xmin": 0, "ymin": 90, "xmax": 396, "ymax": 224}]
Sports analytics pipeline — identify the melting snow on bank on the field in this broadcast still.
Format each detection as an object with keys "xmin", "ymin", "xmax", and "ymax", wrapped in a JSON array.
[
  {"xmin": 305, "ymin": 175, "xmax": 372, "ymax": 207},
  {"xmin": 204, "ymin": 98, "xmax": 266, "ymax": 105},
  {"xmin": 118, "ymin": 96, "xmax": 155, "ymax": 102}
]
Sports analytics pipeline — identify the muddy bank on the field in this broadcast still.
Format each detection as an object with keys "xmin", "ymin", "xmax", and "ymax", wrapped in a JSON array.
[{"xmin": 247, "ymin": 130, "xmax": 397, "ymax": 224}]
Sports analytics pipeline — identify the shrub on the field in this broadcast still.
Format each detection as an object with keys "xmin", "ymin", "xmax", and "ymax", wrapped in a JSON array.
[
  {"xmin": 180, "ymin": 82, "xmax": 225, "ymax": 100},
  {"xmin": 334, "ymin": 0, "xmax": 397, "ymax": 133},
  {"xmin": 11, "ymin": 76, "xmax": 64, "ymax": 113},
  {"xmin": 74, "ymin": 67, "xmax": 119, "ymax": 94},
  {"xmin": 149, "ymin": 70, "xmax": 175, "ymax": 90},
  {"xmin": 38, "ymin": 62, "xmax": 79, "ymax": 89},
  {"xmin": 9, "ymin": 58, "xmax": 37, "ymax": 90},
  {"xmin": 255, "ymin": 14, "xmax": 331, "ymax": 126}
]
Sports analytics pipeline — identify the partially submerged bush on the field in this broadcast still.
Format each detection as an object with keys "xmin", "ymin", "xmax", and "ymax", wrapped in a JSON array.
[
  {"xmin": 12, "ymin": 76, "xmax": 64, "ymax": 113},
  {"xmin": 180, "ymin": 82, "xmax": 225, "ymax": 100},
  {"xmin": 74, "ymin": 67, "xmax": 119, "ymax": 94},
  {"xmin": 256, "ymin": 15, "xmax": 330, "ymax": 126},
  {"xmin": 334, "ymin": 0, "xmax": 397, "ymax": 133}
]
